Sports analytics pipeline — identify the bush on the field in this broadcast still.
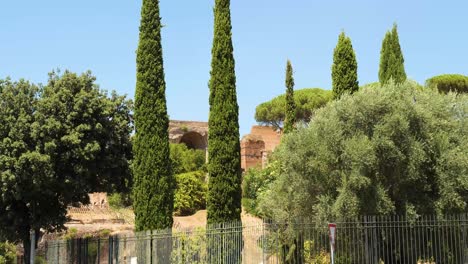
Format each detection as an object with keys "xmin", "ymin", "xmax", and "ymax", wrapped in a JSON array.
[
  {"xmin": 64, "ymin": 228, "xmax": 78, "ymax": 240},
  {"xmin": 0, "ymin": 242, "xmax": 16, "ymax": 264},
  {"xmin": 174, "ymin": 171, "xmax": 207, "ymax": 216},
  {"xmin": 108, "ymin": 192, "xmax": 132, "ymax": 209},
  {"xmin": 34, "ymin": 256, "xmax": 46, "ymax": 264},
  {"xmin": 426, "ymin": 74, "xmax": 468, "ymax": 93},
  {"xmin": 170, "ymin": 144, "xmax": 206, "ymax": 174},
  {"xmin": 242, "ymin": 163, "xmax": 279, "ymax": 216}
]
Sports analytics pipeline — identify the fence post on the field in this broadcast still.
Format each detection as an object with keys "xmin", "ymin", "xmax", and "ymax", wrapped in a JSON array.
[
  {"xmin": 97, "ymin": 238, "xmax": 100, "ymax": 264},
  {"xmin": 108, "ymin": 236, "xmax": 113, "ymax": 264}
]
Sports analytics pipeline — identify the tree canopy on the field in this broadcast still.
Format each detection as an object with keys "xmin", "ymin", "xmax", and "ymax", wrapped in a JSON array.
[
  {"xmin": 379, "ymin": 24, "xmax": 407, "ymax": 84},
  {"xmin": 0, "ymin": 72, "xmax": 132, "ymax": 262},
  {"xmin": 332, "ymin": 32, "xmax": 359, "ymax": 99},
  {"xmin": 255, "ymin": 88, "xmax": 332, "ymax": 129},
  {"xmin": 257, "ymin": 81, "xmax": 468, "ymax": 222},
  {"xmin": 426, "ymin": 74, "xmax": 468, "ymax": 94},
  {"xmin": 283, "ymin": 60, "xmax": 296, "ymax": 134}
]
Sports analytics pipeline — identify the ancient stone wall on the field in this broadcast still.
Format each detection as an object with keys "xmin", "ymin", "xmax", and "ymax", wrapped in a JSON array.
[
  {"xmin": 169, "ymin": 120, "xmax": 208, "ymax": 150},
  {"xmin": 240, "ymin": 135, "xmax": 265, "ymax": 170},
  {"xmin": 240, "ymin": 126, "xmax": 282, "ymax": 171}
]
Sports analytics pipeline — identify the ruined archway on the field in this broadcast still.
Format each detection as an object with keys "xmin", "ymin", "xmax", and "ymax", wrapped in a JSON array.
[{"xmin": 180, "ymin": 131, "xmax": 206, "ymax": 150}]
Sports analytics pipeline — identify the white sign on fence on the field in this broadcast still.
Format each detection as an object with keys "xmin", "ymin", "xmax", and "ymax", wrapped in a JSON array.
[
  {"xmin": 131, "ymin": 257, "xmax": 138, "ymax": 264},
  {"xmin": 328, "ymin": 223, "xmax": 337, "ymax": 264}
]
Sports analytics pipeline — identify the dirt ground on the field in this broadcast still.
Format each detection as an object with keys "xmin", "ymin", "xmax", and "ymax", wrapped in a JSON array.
[{"xmin": 62, "ymin": 208, "xmax": 262, "ymax": 236}]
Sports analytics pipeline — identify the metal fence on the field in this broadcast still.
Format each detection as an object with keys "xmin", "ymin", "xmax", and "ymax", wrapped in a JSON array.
[{"xmin": 39, "ymin": 214, "xmax": 468, "ymax": 264}]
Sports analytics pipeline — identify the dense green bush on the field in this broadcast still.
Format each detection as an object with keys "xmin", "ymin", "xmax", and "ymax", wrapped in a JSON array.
[
  {"xmin": 426, "ymin": 74, "xmax": 468, "ymax": 93},
  {"xmin": 255, "ymin": 88, "xmax": 332, "ymax": 129},
  {"xmin": 174, "ymin": 171, "xmax": 207, "ymax": 216},
  {"xmin": 242, "ymin": 163, "xmax": 279, "ymax": 216},
  {"xmin": 170, "ymin": 144, "xmax": 206, "ymax": 174},
  {"xmin": 0, "ymin": 242, "xmax": 16, "ymax": 264},
  {"xmin": 258, "ymin": 81, "xmax": 468, "ymax": 222}
]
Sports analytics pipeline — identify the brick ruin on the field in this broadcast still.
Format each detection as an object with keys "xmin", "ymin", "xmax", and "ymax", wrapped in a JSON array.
[
  {"xmin": 240, "ymin": 125, "xmax": 281, "ymax": 171},
  {"xmin": 169, "ymin": 120, "xmax": 209, "ymax": 150}
]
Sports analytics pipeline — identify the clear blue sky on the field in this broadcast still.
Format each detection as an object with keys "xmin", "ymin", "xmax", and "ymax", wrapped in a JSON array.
[{"xmin": 1, "ymin": 1, "xmax": 467, "ymax": 136}]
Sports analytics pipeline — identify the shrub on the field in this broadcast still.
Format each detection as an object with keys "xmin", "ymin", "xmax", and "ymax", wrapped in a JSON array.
[
  {"xmin": 174, "ymin": 171, "xmax": 207, "ymax": 216},
  {"xmin": 0, "ymin": 242, "xmax": 16, "ymax": 264},
  {"xmin": 426, "ymin": 74, "xmax": 468, "ymax": 93},
  {"xmin": 108, "ymin": 193, "xmax": 132, "ymax": 209},
  {"xmin": 242, "ymin": 162, "xmax": 279, "ymax": 216},
  {"xmin": 34, "ymin": 256, "xmax": 46, "ymax": 264},
  {"xmin": 99, "ymin": 229, "xmax": 111, "ymax": 237},
  {"xmin": 170, "ymin": 144, "xmax": 206, "ymax": 174},
  {"xmin": 64, "ymin": 228, "xmax": 78, "ymax": 240}
]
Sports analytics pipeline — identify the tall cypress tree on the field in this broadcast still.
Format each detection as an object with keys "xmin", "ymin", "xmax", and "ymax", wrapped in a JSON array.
[
  {"xmin": 133, "ymin": 0, "xmax": 174, "ymax": 232},
  {"xmin": 379, "ymin": 24, "xmax": 407, "ymax": 84},
  {"xmin": 283, "ymin": 60, "xmax": 296, "ymax": 134},
  {"xmin": 207, "ymin": 0, "xmax": 242, "ymax": 224},
  {"xmin": 332, "ymin": 32, "xmax": 359, "ymax": 99}
]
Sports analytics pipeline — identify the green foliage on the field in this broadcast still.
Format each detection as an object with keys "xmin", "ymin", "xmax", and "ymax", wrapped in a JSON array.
[
  {"xmin": 242, "ymin": 163, "xmax": 279, "ymax": 216},
  {"xmin": 255, "ymin": 88, "xmax": 333, "ymax": 129},
  {"xmin": 174, "ymin": 171, "xmax": 207, "ymax": 216},
  {"xmin": 170, "ymin": 144, "xmax": 206, "ymax": 174},
  {"xmin": 332, "ymin": 31, "xmax": 359, "ymax": 99},
  {"xmin": 0, "ymin": 73, "xmax": 132, "ymax": 262},
  {"xmin": 64, "ymin": 228, "xmax": 78, "ymax": 240},
  {"xmin": 34, "ymin": 256, "xmax": 46, "ymax": 264},
  {"xmin": 133, "ymin": 0, "xmax": 175, "ymax": 231},
  {"xmin": 283, "ymin": 60, "xmax": 296, "ymax": 134},
  {"xmin": 304, "ymin": 241, "xmax": 329, "ymax": 264},
  {"xmin": 258, "ymin": 81, "xmax": 468, "ymax": 222},
  {"xmin": 207, "ymin": 0, "xmax": 242, "ymax": 225},
  {"xmin": 108, "ymin": 193, "xmax": 132, "ymax": 209},
  {"xmin": 99, "ymin": 229, "xmax": 111, "ymax": 237},
  {"xmin": 379, "ymin": 24, "xmax": 407, "ymax": 84},
  {"xmin": 426, "ymin": 74, "xmax": 468, "ymax": 94},
  {"xmin": 0, "ymin": 242, "xmax": 16, "ymax": 264},
  {"xmin": 171, "ymin": 227, "xmax": 207, "ymax": 263}
]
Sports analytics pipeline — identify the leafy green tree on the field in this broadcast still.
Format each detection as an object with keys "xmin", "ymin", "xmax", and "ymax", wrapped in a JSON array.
[
  {"xmin": 255, "ymin": 88, "xmax": 332, "ymax": 129},
  {"xmin": 426, "ymin": 74, "xmax": 468, "ymax": 93},
  {"xmin": 170, "ymin": 144, "xmax": 206, "ymax": 174},
  {"xmin": 283, "ymin": 60, "xmax": 296, "ymax": 134},
  {"xmin": 379, "ymin": 24, "xmax": 407, "ymax": 84},
  {"xmin": 259, "ymin": 81, "xmax": 468, "ymax": 222},
  {"xmin": 0, "ymin": 72, "xmax": 132, "ymax": 263},
  {"xmin": 133, "ymin": 0, "xmax": 174, "ymax": 232},
  {"xmin": 207, "ymin": 0, "xmax": 242, "ymax": 224},
  {"xmin": 332, "ymin": 32, "xmax": 359, "ymax": 99}
]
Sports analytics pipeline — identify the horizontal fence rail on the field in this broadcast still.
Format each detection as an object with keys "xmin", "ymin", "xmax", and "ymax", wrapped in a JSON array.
[{"xmin": 40, "ymin": 214, "xmax": 468, "ymax": 264}]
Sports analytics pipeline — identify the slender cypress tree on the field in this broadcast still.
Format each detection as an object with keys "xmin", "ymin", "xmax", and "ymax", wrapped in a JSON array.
[
  {"xmin": 391, "ymin": 25, "xmax": 407, "ymax": 83},
  {"xmin": 283, "ymin": 60, "xmax": 296, "ymax": 134},
  {"xmin": 133, "ymin": 0, "xmax": 174, "ymax": 232},
  {"xmin": 207, "ymin": 0, "xmax": 242, "ymax": 224},
  {"xmin": 332, "ymin": 32, "xmax": 359, "ymax": 99},
  {"xmin": 379, "ymin": 24, "xmax": 407, "ymax": 84}
]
